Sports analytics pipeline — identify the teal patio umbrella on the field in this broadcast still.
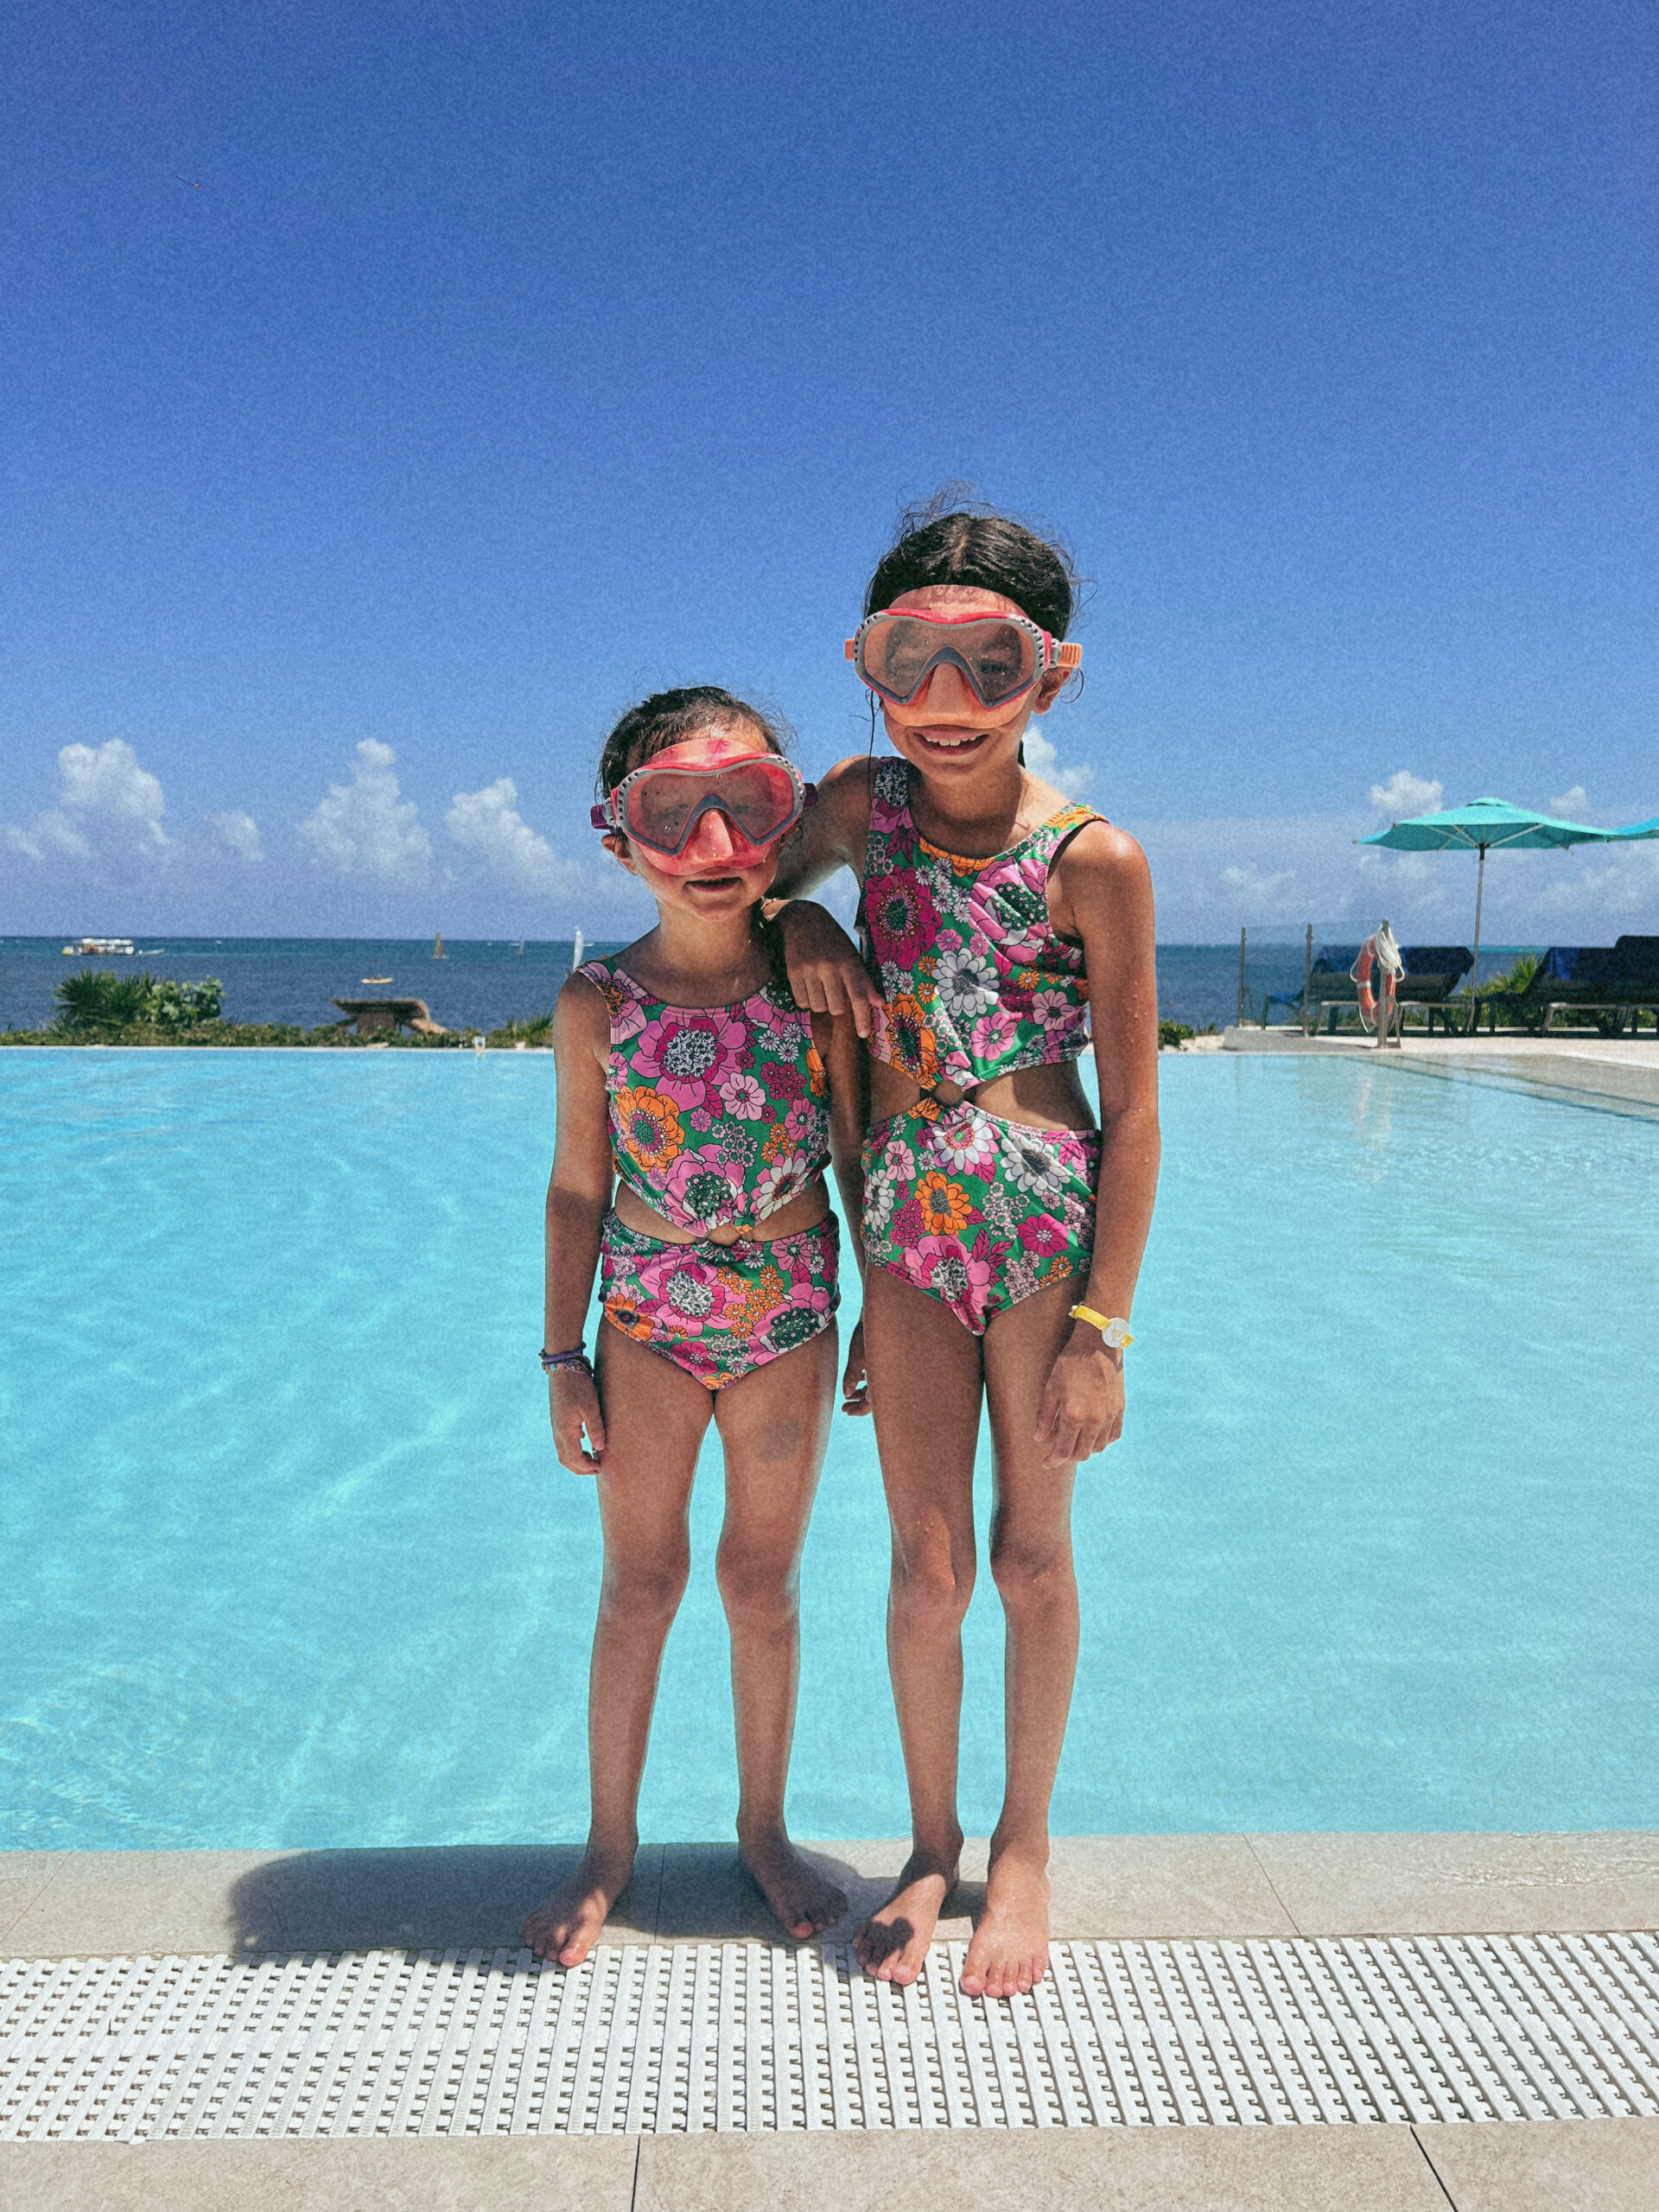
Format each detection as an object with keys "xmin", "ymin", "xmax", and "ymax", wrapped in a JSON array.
[{"xmin": 1359, "ymin": 795, "xmax": 1625, "ymax": 1027}]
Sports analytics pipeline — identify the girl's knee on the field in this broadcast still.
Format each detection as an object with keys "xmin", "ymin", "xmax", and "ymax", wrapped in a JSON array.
[
  {"xmin": 890, "ymin": 1544, "xmax": 975, "ymax": 1634},
  {"xmin": 601, "ymin": 1551, "xmax": 690, "ymax": 1628},
  {"xmin": 988, "ymin": 1535, "xmax": 1075, "ymax": 1612},
  {"xmin": 715, "ymin": 1546, "xmax": 798, "ymax": 1630}
]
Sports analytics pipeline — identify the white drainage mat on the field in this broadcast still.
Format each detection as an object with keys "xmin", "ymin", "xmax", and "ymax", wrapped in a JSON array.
[{"xmin": 6, "ymin": 1934, "xmax": 1659, "ymax": 2138}]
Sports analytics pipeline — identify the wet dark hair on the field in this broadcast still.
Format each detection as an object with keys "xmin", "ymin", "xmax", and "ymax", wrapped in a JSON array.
[
  {"xmin": 594, "ymin": 685, "xmax": 791, "ymax": 801},
  {"xmin": 862, "ymin": 489, "xmax": 1082, "ymax": 639}
]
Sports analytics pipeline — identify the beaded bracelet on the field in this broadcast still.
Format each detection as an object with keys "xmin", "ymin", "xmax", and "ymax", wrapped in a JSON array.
[{"xmin": 539, "ymin": 1346, "xmax": 594, "ymax": 1378}]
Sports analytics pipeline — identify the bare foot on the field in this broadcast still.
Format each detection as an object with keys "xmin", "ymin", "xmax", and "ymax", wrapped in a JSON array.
[
  {"xmin": 740, "ymin": 1831, "xmax": 849, "ymax": 1942},
  {"xmin": 959, "ymin": 1847, "xmax": 1049, "ymax": 1999},
  {"xmin": 521, "ymin": 1844, "xmax": 635, "ymax": 1968},
  {"xmin": 851, "ymin": 1841, "xmax": 961, "ymax": 1985}
]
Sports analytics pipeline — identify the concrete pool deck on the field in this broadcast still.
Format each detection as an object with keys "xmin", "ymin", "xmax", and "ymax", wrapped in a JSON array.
[
  {"xmin": 5, "ymin": 1832, "xmax": 1659, "ymax": 2209},
  {"xmin": 1217, "ymin": 1025, "xmax": 1659, "ymax": 1111}
]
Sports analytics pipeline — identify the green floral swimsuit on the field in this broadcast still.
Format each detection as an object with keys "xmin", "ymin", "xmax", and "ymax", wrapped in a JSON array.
[{"xmin": 857, "ymin": 757, "xmax": 1104, "ymax": 1334}]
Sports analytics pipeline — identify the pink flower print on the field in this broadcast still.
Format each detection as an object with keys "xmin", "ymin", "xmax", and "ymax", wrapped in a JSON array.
[
  {"xmin": 760, "ymin": 1269, "xmax": 835, "ymax": 1356},
  {"xmin": 762, "ymin": 1058, "xmax": 805, "ymax": 1102},
  {"xmin": 891, "ymin": 1196, "xmax": 926, "ymax": 1247},
  {"xmin": 933, "ymin": 1112, "xmax": 998, "ymax": 1178},
  {"xmin": 584, "ymin": 963, "xmax": 650, "ymax": 1042},
  {"xmin": 687, "ymin": 1108, "xmax": 714, "ymax": 1134},
  {"xmin": 781, "ymin": 1096, "xmax": 819, "ymax": 1147},
  {"xmin": 753, "ymin": 1151, "xmax": 812, "ymax": 1216},
  {"xmin": 660, "ymin": 1143, "xmax": 748, "ymax": 1230},
  {"xmin": 969, "ymin": 851, "xmax": 1051, "ymax": 962},
  {"xmin": 902, "ymin": 1233, "xmax": 995, "ymax": 1326},
  {"xmin": 865, "ymin": 867, "xmax": 939, "ymax": 969},
  {"xmin": 747, "ymin": 991, "xmax": 803, "ymax": 1040},
  {"xmin": 718, "ymin": 1071, "xmax": 767, "ymax": 1120},
  {"xmin": 869, "ymin": 771, "xmax": 910, "ymax": 835},
  {"xmin": 969, "ymin": 1007, "xmax": 1021, "ymax": 1065},
  {"xmin": 1017, "ymin": 1211, "xmax": 1070, "ymax": 1257},
  {"xmin": 1031, "ymin": 988, "xmax": 1080, "ymax": 1033},
  {"xmin": 628, "ymin": 1247, "xmax": 742, "ymax": 1338},
  {"xmin": 632, "ymin": 1007, "xmax": 747, "ymax": 1111}
]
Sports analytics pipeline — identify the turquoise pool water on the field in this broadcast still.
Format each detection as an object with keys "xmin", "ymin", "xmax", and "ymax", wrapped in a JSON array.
[{"xmin": 2, "ymin": 1052, "xmax": 1655, "ymax": 1850}]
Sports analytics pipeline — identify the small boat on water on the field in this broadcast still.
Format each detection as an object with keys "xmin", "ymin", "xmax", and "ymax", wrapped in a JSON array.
[
  {"xmin": 432, "ymin": 932, "xmax": 446, "ymax": 960},
  {"xmin": 360, "ymin": 976, "xmax": 392, "ymax": 985},
  {"xmin": 515, "ymin": 937, "xmax": 525, "ymax": 956},
  {"xmin": 61, "ymin": 937, "xmax": 135, "ymax": 957},
  {"xmin": 570, "ymin": 928, "xmax": 585, "ymax": 972}
]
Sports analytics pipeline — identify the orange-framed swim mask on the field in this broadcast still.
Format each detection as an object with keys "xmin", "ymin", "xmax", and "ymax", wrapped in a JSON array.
[
  {"xmin": 591, "ymin": 746, "xmax": 814, "ymax": 868},
  {"xmin": 846, "ymin": 607, "xmax": 1082, "ymax": 709}
]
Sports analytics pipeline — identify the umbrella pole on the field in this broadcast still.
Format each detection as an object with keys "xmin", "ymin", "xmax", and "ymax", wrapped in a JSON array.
[{"xmin": 1466, "ymin": 843, "xmax": 1487, "ymax": 1035}]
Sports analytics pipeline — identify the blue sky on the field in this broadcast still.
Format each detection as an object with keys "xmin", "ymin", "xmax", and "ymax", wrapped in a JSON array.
[{"xmin": 3, "ymin": 0, "xmax": 1656, "ymax": 942}]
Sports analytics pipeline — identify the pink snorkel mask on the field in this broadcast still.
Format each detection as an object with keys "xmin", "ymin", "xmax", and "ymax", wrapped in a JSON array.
[
  {"xmin": 846, "ymin": 607, "xmax": 1081, "ymax": 709},
  {"xmin": 592, "ymin": 742, "xmax": 814, "ymax": 874}
]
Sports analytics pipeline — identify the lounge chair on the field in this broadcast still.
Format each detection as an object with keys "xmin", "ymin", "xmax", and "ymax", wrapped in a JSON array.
[
  {"xmin": 1266, "ymin": 945, "xmax": 1473, "ymax": 1033},
  {"xmin": 1496, "ymin": 938, "xmax": 1659, "ymax": 1035}
]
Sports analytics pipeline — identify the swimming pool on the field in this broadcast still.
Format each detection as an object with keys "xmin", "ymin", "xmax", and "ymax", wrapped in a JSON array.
[{"xmin": 2, "ymin": 1052, "xmax": 1655, "ymax": 1850}]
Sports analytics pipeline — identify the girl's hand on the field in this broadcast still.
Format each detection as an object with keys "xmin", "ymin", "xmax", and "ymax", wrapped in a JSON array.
[
  {"xmin": 841, "ymin": 1319, "xmax": 871, "ymax": 1415},
  {"xmin": 774, "ymin": 902, "xmax": 884, "ymax": 1039},
  {"xmin": 1033, "ymin": 1328, "xmax": 1125, "ymax": 1470},
  {"xmin": 550, "ymin": 1370, "xmax": 607, "ymax": 1475}
]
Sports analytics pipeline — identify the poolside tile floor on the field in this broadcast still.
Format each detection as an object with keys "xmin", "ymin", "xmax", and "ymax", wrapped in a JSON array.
[{"xmin": 3, "ymin": 1837, "xmax": 1659, "ymax": 2206}]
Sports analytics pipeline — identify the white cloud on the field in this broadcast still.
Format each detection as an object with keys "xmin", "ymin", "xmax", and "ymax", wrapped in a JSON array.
[
  {"xmin": 1218, "ymin": 861, "xmax": 1297, "ymax": 912},
  {"xmin": 208, "ymin": 810, "xmax": 264, "ymax": 862},
  {"xmin": 1369, "ymin": 769, "xmax": 1443, "ymax": 820},
  {"xmin": 5, "ymin": 740, "xmax": 172, "ymax": 868},
  {"xmin": 1548, "ymin": 786, "xmax": 1590, "ymax": 819},
  {"xmin": 444, "ymin": 779, "xmax": 582, "ymax": 897},
  {"xmin": 299, "ymin": 741, "xmax": 432, "ymax": 882},
  {"xmin": 1533, "ymin": 839, "xmax": 1659, "ymax": 920},
  {"xmin": 1023, "ymin": 724, "xmax": 1095, "ymax": 801}
]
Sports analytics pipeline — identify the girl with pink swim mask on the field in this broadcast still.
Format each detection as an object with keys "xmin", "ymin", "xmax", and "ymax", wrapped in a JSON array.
[
  {"xmin": 522, "ymin": 687, "xmax": 868, "ymax": 1972},
  {"xmin": 766, "ymin": 499, "xmax": 1162, "ymax": 2005}
]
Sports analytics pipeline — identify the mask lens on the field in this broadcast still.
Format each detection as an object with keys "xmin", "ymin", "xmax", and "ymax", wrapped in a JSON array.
[
  {"xmin": 957, "ymin": 620, "xmax": 1033, "ymax": 703},
  {"xmin": 863, "ymin": 618, "xmax": 938, "ymax": 700},
  {"xmin": 626, "ymin": 760, "xmax": 798, "ymax": 854},
  {"xmin": 861, "ymin": 616, "xmax": 1038, "ymax": 704}
]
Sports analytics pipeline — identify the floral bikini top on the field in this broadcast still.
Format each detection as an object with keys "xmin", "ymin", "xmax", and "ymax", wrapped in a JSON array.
[
  {"xmin": 858, "ymin": 756, "xmax": 1103, "ymax": 1091},
  {"xmin": 579, "ymin": 958, "xmax": 830, "ymax": 1235}
]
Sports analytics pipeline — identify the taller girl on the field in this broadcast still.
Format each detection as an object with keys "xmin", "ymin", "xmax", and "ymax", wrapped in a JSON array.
[{"xmin": 772, "ymin": 504, "xmax": 1160, "ymax": 2000}]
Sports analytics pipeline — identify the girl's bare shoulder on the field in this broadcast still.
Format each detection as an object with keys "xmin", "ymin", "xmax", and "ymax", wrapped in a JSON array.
[
  {"xmin": 1051, "ymin": 818, "xmax": 1153, "ymax": 938},
  {"xmin": 556, "ymin": 967, "xmax": 613, "ymax": 1052}
]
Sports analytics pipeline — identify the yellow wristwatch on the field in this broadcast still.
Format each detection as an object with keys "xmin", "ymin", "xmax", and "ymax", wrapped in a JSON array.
[{"xmin": 1069, "ymin": 1304, "xmax": 1134, "ymax": 1349}]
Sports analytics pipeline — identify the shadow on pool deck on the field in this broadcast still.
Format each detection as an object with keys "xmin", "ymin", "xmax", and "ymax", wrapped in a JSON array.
[{"xmin": 224, "ymin": 1842, "xmax": 974, "ymax": 1956}]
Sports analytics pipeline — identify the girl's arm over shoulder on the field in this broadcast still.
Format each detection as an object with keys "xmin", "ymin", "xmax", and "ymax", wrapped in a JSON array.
[
  {"xmin": 770, "ymin": 754, "xmax": 875, "ymax": 899},
  {"xmin": 766, "ymin": 756, "xmax": 884, "ymax": 1037},
  {"xmin": 813, "ymin": 1007, "xmax": 873, "ymax": 1417},
  {"xmin": 545, "ymin": 971, "xmax": 617, "ymax": 1475},
  {"xmin": 1035, "ymin": 822, "xmax": 1160, "ymax": 1469}
]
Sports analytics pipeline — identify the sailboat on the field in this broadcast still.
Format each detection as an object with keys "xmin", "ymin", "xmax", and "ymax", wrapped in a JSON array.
[
  {"xmin": 432, "ymin": 931, "xmax": 446, "ymax": 960},
  {"xmin": 570, "ymin": 928, "xmax": 585, "ymax": 973},
  {"xmin": 514, "ymin": 936, "xmax": 524, "ymax": 955}
]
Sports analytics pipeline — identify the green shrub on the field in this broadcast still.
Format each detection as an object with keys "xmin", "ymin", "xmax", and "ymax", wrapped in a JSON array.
[
  {"xmin": 54, "ymin": 969, "xmax": 225, "ymax": 1034},
  {"xmin": 1472, "ymin": 951, "xmax": 1542, "ymax": 997},
  {"xmin": 1158, "ymin": 1020, "xmax": 1194, "ymax": 1051},
  {"xmin": 488, "ymin": 1011, "xmax": 556, "ymax": 1046}
]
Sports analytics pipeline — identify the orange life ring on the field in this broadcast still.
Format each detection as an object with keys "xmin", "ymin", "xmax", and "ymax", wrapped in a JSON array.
[{"xmin": 1352, "ymin": 935, "xmax": 1397, "ymax": 1032}]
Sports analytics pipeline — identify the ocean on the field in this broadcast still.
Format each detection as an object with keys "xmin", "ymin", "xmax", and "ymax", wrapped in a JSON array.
[{"xmin": 0, "ymin": 936, "xmax": 1528, "ymax": 1037}]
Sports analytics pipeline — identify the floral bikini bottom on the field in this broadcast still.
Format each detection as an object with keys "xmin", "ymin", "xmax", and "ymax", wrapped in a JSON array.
[
  {"xmin": 861, "ymin": 1100, "xmax": 1100, "ymax": 1336},
  {"xmin": 599, "ymin": 1211, "xmax": 840, "ymax": 1390}
]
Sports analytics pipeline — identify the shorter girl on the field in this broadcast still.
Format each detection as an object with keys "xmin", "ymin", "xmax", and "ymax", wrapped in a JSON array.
[{"xmin": 522, "ymin": 688, "xmax": 865, "ymax": 1968}]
